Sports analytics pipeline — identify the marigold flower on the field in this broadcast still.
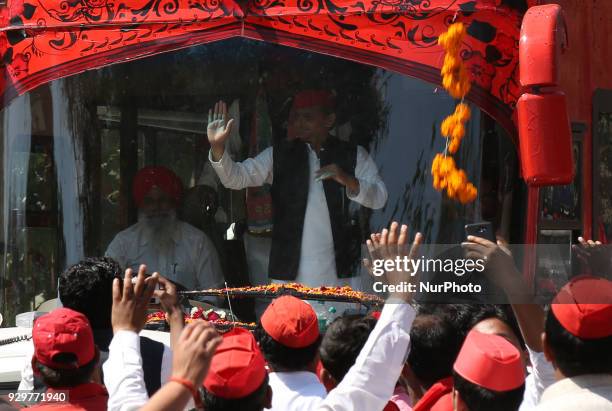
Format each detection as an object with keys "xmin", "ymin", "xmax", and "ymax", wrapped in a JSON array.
[{"xmin": 454, "ymin": 103, "xmax": 471, "ymax": 121}]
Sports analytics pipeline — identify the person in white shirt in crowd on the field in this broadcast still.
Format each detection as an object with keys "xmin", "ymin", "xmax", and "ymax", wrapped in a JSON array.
[
  {"xmin": 19, "ymin": 258, "xmax": 172, "ymax": 398},
  {"xmin": 534, "ymin": 275, "xmax": 612, "ymax": 411},
  {"xmin": 102, "ymin": 221, "xmax": 422, "ymax": 411},
  {"xmin": 104, "ymin": 267, "xmax": 222, "ymax": 411},
  {"xmin": 253, "ymin": 295, "xmax": 327, "ymax": 411},
  {"xmin": 207, "ymin": 91, "xmax": 388, "ymax": 288},
  {"xmin": 462, "ymin": 236, "xmax": 557, "ymax": 411},
  {"xmin": 451, "ymin": 330, "xmax": 526, "ymax": 411},
  {"xmin": 106, "ymin": 166, "xmax": 223, "ymax": 290}
]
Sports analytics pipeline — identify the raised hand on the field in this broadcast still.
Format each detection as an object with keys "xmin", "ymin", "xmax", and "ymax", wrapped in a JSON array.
[
  {"xmin": 207, "ymin": 101, "xmax": 235, "ymax": 161},
  {"xmin": 461, "ymin": 235, "xmax": 521, "ymax": 293},
  {"xmin": 111, "ymin": 264, "xmax": 159, "ymax": 334},
  {"xmin": 572, "ymin": 236, "xmax": 612, "ymax": 278},
  {"xmin": 364, "ymin": 221, "xmax": 423, "ymax": 303},
  {"xmin": 171, "ymin": 321, "xmax": 222, "ymax": 387}
]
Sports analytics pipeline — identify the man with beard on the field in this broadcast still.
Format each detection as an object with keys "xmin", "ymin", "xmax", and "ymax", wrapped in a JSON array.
[{"xmin": 105, "ymin": 166, "xmax": 223, "ymax": 290}]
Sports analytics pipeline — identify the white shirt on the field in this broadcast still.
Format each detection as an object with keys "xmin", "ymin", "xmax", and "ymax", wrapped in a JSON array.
[
  {"xmin": 103, "ymin": 331, "xmax": 150, "ymax": 411},
  {"xmin": 209, "ymin": 145, "xmax": 387, "ymax": 286},
  {"xmin": 268, "ymin": 371, "xmax": 327, "ymax": 411},
  {"xmin": 105, "ymin": 220, "xmax": 223, "ymax": 290},
  {"xmin": 102, "ymin": 301, "xmax": 415, "ymax": 411},
  {"xmin": 519, "ymin": 347, "xmax": 557, "ymax": 411},
  {"xmin": 535, "ymin": 374, "xmax": 612, "ymax": 411},
  {"xmin": 317, "ymin": 302, "xmax": 416, "ymax": 410}
]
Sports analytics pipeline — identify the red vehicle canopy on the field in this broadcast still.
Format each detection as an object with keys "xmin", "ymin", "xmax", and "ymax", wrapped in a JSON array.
[{"xmin": 0, "ymin": 0, "xmax": 526, "ymax": 132}]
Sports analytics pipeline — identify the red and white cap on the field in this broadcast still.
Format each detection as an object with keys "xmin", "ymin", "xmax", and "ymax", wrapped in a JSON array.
[
  {"xmin": 204, "ymin": 327, "xmax": 267, "ymax": 399},
  {"xmin": 453, "ymin": 330, "xmax": 524, "ymax": 392},
  {"xmin": 551, "ymin": 275, "xmax": 612, "ymax": 339},
  {"xmin": 32, "ymin": 308, "xmax": 95, "ymax": 369},
  {"xmin": 260, "ymin": 296, "xmax": 319, "ymax": 348}
]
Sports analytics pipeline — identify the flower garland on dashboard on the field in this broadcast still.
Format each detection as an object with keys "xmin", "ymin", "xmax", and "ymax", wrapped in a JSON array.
[{"xmin": 431, "ymin": 22, "xmax": 478, "ymax": 204}]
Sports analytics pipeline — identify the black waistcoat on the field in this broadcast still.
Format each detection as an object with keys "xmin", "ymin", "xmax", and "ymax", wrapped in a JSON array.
[{"xmin": 269, "ymin": 137, "xmax": 358, "ymax": 280}]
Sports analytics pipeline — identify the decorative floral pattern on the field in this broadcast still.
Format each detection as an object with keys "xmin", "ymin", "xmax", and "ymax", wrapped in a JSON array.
[{"xmin": 1, "ymin": 0, "xmax": 524, "ymax": 130}]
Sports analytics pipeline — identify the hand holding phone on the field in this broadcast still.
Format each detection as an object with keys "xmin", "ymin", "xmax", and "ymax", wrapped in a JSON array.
[{"xmin": 465, "ymin": 222, "xmax": 495, "ymax": 242}]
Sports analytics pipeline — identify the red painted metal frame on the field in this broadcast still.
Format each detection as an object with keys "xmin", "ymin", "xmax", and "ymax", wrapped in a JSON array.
[{"xmin": 0, "ymin": 0, "xmax": 525, "ymax": 136}]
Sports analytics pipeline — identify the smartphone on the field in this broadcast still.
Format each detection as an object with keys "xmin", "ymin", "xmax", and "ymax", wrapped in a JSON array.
[
  {"xmin": 465, "ymin": 222, "xmax": 496, "ymax": 242},
  {"xmin": 131, "ymin": 276, "xmax": 161, "ymax": 304}
]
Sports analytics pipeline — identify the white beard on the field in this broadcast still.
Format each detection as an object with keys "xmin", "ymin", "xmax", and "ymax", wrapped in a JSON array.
[{"xmin": 139, "ymin": 209, "xmax": 178, "ymax": 253}]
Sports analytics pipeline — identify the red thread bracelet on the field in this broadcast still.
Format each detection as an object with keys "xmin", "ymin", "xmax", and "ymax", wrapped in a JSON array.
[{"xmin": 169, "ymin": 376, "xmax": 203, "ymax": 409}]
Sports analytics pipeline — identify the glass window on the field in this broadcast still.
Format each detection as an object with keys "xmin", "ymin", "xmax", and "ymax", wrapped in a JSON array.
[{"xmin": 0, "ymin": 38, "xmax": 521, "ymax": 325}]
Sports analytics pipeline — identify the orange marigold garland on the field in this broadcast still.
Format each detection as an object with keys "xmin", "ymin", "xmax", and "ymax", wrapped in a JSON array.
[{"xmin": 432, "ymin": 22, "xmax": 478, "ymax": 204}]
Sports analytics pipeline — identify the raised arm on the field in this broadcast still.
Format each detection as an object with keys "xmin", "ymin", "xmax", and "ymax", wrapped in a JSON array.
[
  {"xmin": 318, "ymin": 222, "xmax": 421, "ymax": 411},
  {"xmin": 207, "ymin": 100, "xmax": 273, "ymax": 189}
]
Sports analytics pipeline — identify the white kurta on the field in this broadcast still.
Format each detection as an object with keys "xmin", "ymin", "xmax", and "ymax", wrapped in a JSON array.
[
  {"xmin": 268, "ymin": 371, "xmax": 327, "ymax": 411},
  {"xmin": 105, "ymin": 220, "xmax": 223, "ymax": 290},
  {"xmin": 209, "ymin": 144, "xmax": 387, "ymax": 286}
]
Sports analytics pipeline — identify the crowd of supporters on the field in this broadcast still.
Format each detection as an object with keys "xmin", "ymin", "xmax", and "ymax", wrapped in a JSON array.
[{"xmin": 2, "ymin": 222, "xmax": 611, "ymax": 411}]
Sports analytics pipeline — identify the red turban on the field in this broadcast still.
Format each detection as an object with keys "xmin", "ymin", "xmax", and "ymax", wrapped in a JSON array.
[{"xmin": 132, "ymin": 166, "xmax": 183, "ymax": 208}]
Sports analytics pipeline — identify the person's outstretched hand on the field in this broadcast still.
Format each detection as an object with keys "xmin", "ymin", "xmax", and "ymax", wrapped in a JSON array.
[
  {"xmin": 364, "ymin": 221, "xmax": 423, "ymax": 303},
  {"xmin": 573, "ymin": 236, "xmax": 612, "ymax": 278},
  {"xmin": 171, "ymin": 320, "xmax": 222, "ymax": 387},
  {"xmin": 112, "ymin": 264, "xmax": 158, "ymax": 334},
  {"xmin": 207, "ymin": 101, "xmax": 235, "ymax": 161},
  {"xmin": 461, "ymin": 235, "xmax": 523, "ymax": 294}
]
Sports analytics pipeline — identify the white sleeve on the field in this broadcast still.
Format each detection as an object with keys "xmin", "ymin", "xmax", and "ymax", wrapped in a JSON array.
[
  {"xmin": 103, "ymin": 330, "xmax": 149, "ymax": 411},
  {"xmin": 519, "ymin": 347, "xmax": 557, "ymax": 411},
  {"xmin": 18, "ymin": 341, "xmax": 35, "ymax": 391},
  {"xmin": 160, "ymin": 343, "xmax": 172, "ymax": 386},
  {"xmin": 209, "ymin": 147, "xmax": 273, "ymax": 189},
  {"xmin": 347, "ymin": 146, "xmax": 388, "ymax": 209},
  {"xmin": 317, "ymin": 302, "xmax": 416, "ymax": 411}
]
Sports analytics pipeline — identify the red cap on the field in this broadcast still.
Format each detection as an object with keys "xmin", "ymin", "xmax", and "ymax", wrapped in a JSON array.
[
  {"xmin": 204, "ymin": 328, "xmax": 267, "ymax": 399},
  {"xmin": 291, "ymin": 90, "xmax": 335, "ymax": 111},
  {"xmin": 33, "ymin": 308, "xmax": 95, "ymax": 369},
  {"xmin": 453, "ymin": 330, "xmax": 524, "ymax": 392},
  {"xmin": 132, "ymin": 166, "xmax": 183, "ymax": 208},
  {"xmin": 370, "ymin": 311, "xmax": 382, "ymax": 320},
  {"xmin": 413, "ymin": 377, "xmax": 453, "ymax": 411},
  {"xmin": 551, "ymin": 276, "xmax": 612, "ymax": 339},
  {"xmin": 260, "ymin": 296, "xmax": 319, "ymax": 348}
]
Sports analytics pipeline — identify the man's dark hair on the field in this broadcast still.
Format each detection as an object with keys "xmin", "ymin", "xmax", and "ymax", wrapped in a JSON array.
[
  {"xmin": 253, "ymin": 325, "xmax": 320, "ymax": 371},
  {"xmin": 34, "ymin": 352, "xmax": 98, "ymax": 388},
  {"xmin": 407, "ymin": 314, "xmax": 463, "ymax": 388},
  {"xmin": 59, "ymin": 257, "xmax": 122, "ymax": 329},
  {"xmin": 201, "ymin": 375, "xmax": 269, "ymax": 411},
  {"xmin": 319, "ymin": 314, "xmax": 376, "ymax": 382},
  {"xmin": 545, "ymin": 308, "xmax": 612, "ymax": 376},
  {"xmin": 465, "ymin": 304, "xmax": 526, "ymax": 350},
  {"xmin": 453, "ymin": 371, "xmax": 524, "ymax": 411}
]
